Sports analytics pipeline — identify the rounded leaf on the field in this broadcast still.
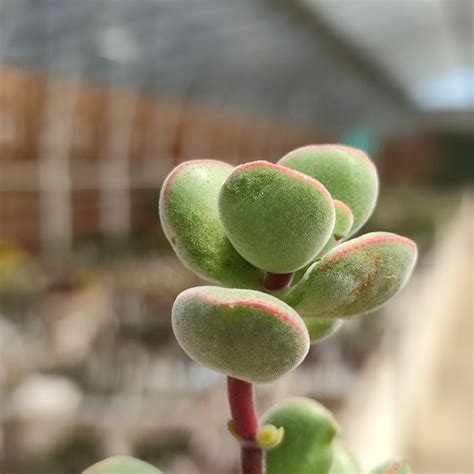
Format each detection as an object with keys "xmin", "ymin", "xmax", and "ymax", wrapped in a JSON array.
[
  {"xmin": 83, "ymin": 456, "xmax": 162, "ymax": 474},
  {"xmin": 263, "ymin": 398, "xmax": 338, "ymax": 474},
  {"xmin": 281, "ymin": 232, "xmax": 417, "ymax": 319},
  {"xmin": 292, "ymin": 200, "xmax": 354, "ymax": 282},
  {"xmin": 219, "ymin": 161, "xmax": 335, "ymax": 273},
  {"xmin": 329, "ymin": 440, "xmax": 362, "ymax": 474},
  {"xmin": 369, "ymin": 460, "xmax": 411, "ymax": 474},
  {"xmin": 279, "ymin": 144, "xmax": 378, "ymax": 233},
  {"xmin": 159, "ymin": 160, "xmax": 262, "ymax": 288},
  {"xmin": 318, "ymin": 200, "xmax": 354, "ymax": 257},
  {"xmin": 304, "ymin": 317, "xmax": 343, "ymax": 344},
  {"xmin": 172, "ymin": 286, "xmax": 309, "ymax": 383}
]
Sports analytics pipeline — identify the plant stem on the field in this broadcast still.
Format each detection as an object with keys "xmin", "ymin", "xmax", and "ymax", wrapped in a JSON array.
[
  {"xmin": 227, "ymin": 377, "xmax": 264, "ymax": 474},
  {"xmin": 263, "ymin": 272, "xmax": 293, "ymax": 291},
  {"xmin": 241, "ymin": 446, "xmax": 264, "ymax": 474},
  {"xmin": 227, "ymin": 273, "xmax": 292, "ymax": 474}
]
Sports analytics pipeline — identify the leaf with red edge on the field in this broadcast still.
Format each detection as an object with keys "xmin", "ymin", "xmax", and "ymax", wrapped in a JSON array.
[
  {"xmin": 279, "ymin": 144, "xmax": 378, "ymax": 234},
  {"xmin": 280, "ymin": 232, "xmax": 417, "ymax": 319},
  {"xmin": 172, "ymin": 286, "xmax": 309, "ymax": 383},
  {"xmin": 159, "ymin": 160, "xmax": 262, "ymax": 289},
  {"xmin": 219, "ymin": 160, "xmax": 335, "ymax": 273},
  {"xmin": 369, "ymin": 460, "xmax": 411, "ymax": 474}
]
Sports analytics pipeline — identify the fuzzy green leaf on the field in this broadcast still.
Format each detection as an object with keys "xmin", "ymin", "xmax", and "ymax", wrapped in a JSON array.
[
  {"xmin": 369, "ymin": 460, "xmax": 411, "ymax": 474},
  {"xmin": 291, "ymin": 199, "xmax": 354, "ymax": 283},
  {"xmin": 281, "ymin": 232, "xmax": 417, "ymax": 319},
  {"xmin": 159, "ymin": 160, "xmax": 262, "ymax": 288},
  {"xmin": 172, "ymin": 286, "xmax": 309, "ymax": 383},
  {"xmin": 304, "ymin": 317, "xmax": 343, "ymax": 344},
  {"xmin": 318, "ymin": 199, "xmax": 354, "ymax": 257},
  {"xmin": 219, "ymin": 161, "xmax": 335, "ymax": 273},
  {"xmin": 329, "ymin": 440, "xmax": 362, "ymax": 474},
  {"xmin": 279, "ymin": 144, "xmax": 378, "ymax": 234},
  {"xmin": 83, "ymin": 456, "xmax": 162, "ymax": 474},
  {"xmin": 263, "ymin": 398, "xmax": 338, "ymax": 474}
]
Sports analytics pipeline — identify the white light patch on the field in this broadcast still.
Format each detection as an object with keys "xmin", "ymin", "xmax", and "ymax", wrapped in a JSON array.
[
  {"xmin": 413, "ymin": 67, "xmax": 474, "ymax": 110},
  {"xmin": 100, "ymin": 25, "xmax": 138, "ymax": 63}
]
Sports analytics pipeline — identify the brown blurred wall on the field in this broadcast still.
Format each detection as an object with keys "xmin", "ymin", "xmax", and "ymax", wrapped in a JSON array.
[
  {"xmin": 0, "ymin": 66, "xmax": 322, "ymax": 251},
  {"xmin": 379, "ymin": 135, "xmax": 437, "ymax": 184}
]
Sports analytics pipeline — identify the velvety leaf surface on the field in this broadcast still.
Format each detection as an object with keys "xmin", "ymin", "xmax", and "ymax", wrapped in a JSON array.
[
  {"xmin": 317, "ymin": 199, "xmax": 354, "ymax": 257},
  {"xmin": 159, "ymin": 160, "xmax": 262, "ymax": 288},
  {"xmin": 83, "ymin": 456, "xmax": 161, "ymax": 474},
  {"xmin": 219, "ymin": 161, "xmax": 335, "ymax": 273},
  {"xmin": 303, "ymin": 317, "xmax": 342, "ymax": 344},
  {"xmin": 329, "ymin": 440, "xmax": 362, "ymax": 474},
  {"xmin": 279, "ymin": 144, "xmax": 378, "ymax": 234},
  {"xmin": 263, "ymin": 398, "xmax": 338, "ymax": 474},
  {"xmin": 291, "ymin": 200, "xmax": 354, "ymax": 283},
  {"xmin": 369, "ymin": 460, "xmax": 411, "ymax": 474},
  {"xmin": 281, "ymin": 232, "xmax": 417, "ymax": 319},
  {"xmin": 172, "ymin": 286, "xmax": 309, "ymax": 383}
]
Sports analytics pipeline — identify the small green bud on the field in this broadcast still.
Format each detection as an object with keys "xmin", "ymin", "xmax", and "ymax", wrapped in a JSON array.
[
  {"xmin": 227, "ymin": 419, "xmax": 240, "ymax": 441},
  {"xmin": 256, "ymin": 424, "xmax": 285, "ymax": 450},
  {"xmin": 317, "ymin": 199, "xmax": 354, "ymax": 257}
]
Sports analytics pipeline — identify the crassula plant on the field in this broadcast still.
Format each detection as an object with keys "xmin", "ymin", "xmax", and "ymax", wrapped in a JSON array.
[{"xmin": 85, "ymin": 145, "xmax": 417, "ymax": 474}]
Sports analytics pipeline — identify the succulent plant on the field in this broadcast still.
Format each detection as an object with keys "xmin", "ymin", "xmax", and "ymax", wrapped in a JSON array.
[
  {"xmin": 83, "ymin": 456, "xmax": 162, "ymax": 473},
  {"xmin": 329, "ymin": 439, "xmax": 362, "ymax": 474},
  {"xmin": 172, "ymin": 286, "xmax": 309, "ymax": 383},
  {"xmin": 85, "ymin": 144, "xmax": 416, "ymax": 474},
  {"xmin": 369, "ymin": 460, "xmax": 412, "ymax": 474},
  {"xmin": 262, "ymin": 398, "xmax": 338, "ymax": 474}
]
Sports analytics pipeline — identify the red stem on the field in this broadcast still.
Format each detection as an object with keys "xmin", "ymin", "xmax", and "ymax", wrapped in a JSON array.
[
  {"xmin": 241, "ymin": 446, "xmax": 264, "ymax": 474},
  {"xmin": 227, "ymin": 273, "xmax": 292, "ymax": 474},
  {"xmin": 263, "ymin": 272, "xmax": 293, "ymax": 291},
  {"xmin": 227, "ymin": 377, "xmax": 264, "ymax": 474},
  {"xmin": 227, "ymin": 376, "xmax": 260, "ymax": 439}
]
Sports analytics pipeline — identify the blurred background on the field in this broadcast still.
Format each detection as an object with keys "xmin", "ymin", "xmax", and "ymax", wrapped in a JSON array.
[{"xmin": 0, "ymin": 1, "xmax": 473, "ymax": 473}]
